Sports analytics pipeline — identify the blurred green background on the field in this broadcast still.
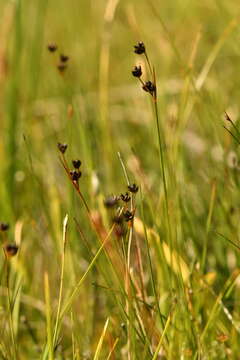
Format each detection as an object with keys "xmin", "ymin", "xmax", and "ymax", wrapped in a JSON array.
[{"xmin": 1, "ymin": 0, "xmax": 240, "ymax": 358}]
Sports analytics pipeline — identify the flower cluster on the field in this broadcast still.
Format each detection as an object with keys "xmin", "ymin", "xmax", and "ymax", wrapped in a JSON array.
[
  {"xmin": 47, "ymin": 42, "xmax": 70, "ymax": 73},
  {"xmin": 57, "ymin": 143, "xmax": 82, "ymax": 185},
  {"xmin": 0, "ymin": 223, "xmax": 9, "ymax": 231},
  {"xmin": 0, "ymin": 222, "xmax": 19, "ymax": 258},
  {"xmin": 104, "ymin": 183, "xmax": 139, "ymax": 237},
  {"xmin": 132, "ymin": 42, "xmax": 156, "ymax": 98}
]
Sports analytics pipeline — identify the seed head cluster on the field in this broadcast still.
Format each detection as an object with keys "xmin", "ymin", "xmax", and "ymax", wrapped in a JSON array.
[
  {"xmin": 128, "ymin": 183, "xmax": 139, "ymax": 193},
  {"xmin": 47, "ymin": 42, "xmax": 70, "ymax": 73},
  {"xmin": 72, "ymin": 160, "xmax": 82, "ymax": 169},
  {"xmin": 132, "ymin": 42, "xmax": 156, "ymax": 98},
  {"xmin": 134, "ymin": 42, "xmax": 145, "ymax": 55},
  {"xmin": 60, "ymin": 54, "xmax": 69, "ymax": 63},
  {"xmin": 132, "ymin": 66, "xmax": 142, "ymax": 78},
  {"xmin": 58, "ymin": 142, "xmax": 68, "ymax": 154},
  {"xmin": 47, "ymin": 43, "xmax": 57, "ymax": 52},
  {"xmin": 120, "ymin": 192, "xmax": 131, "ymax": 202},
  {"xmin": 0, "ymin": 223, "xmax": 9, "ymax": 231},
  {"xmin": 123, "ymin": 210, "xmax": 134, "ymax": 222},
  {"xmin": 104, "ymin": 183, "xmax": 139, "ymax": 236},
  {"xmin": 0, "ymin": 222, "xmax": 18, "ymax": 258},
  {"xmin": 70, "ymin": 170, "xmax": 82, "ymax": 181},
  {"xmin": 142, "ymin": 81, "xmax": 156, "ymax": 96},
  {"xmin": 5, "ymin": 244, "xmax": 19, "ymax": 257},
  {"xmin": 57, "ymin": 143, "xmax": 82, "ymax": 185}
]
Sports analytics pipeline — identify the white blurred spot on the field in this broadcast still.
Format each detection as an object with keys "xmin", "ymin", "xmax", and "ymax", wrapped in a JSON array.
[
  {"xmin": 211, "ymin": 144, "xmax": 224, "ymax": 162},
  {"xmin": 91, "ymin": 171, "xmax": 99, "ymax": 195},
  {"xmin": 182, "ymin": 130, "xmax": 206, "ymax": 155},
  {"xmin": 15, "ymin": 170, "xmax": 25, "ymax": 182}
]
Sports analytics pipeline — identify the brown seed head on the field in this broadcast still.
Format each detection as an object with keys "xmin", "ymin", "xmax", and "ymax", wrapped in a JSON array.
[
  {"xmin": 72, "ymin": 160, "xmax": 82, "ymax": 169},
  {"xmin": 142, "ymin": 81, "xmax": 156, "ymax": 96},
  {"xmin": 132, "ymin": 65, "xmax": 142, "ymax": 78},
  {"xmin": 4, "ymin": 244, "xmax": 18, "ymax": 257},
  {"xmin": 47, "ymin": 43, "xmax": 57, "ymax": 52},
  {"xmin": 128, "ymin": 183, "xmax": 138, "ymax": 193},
  {"xmin": 123, "ymin": 210, "xmax": 134, "ymax": 222},
  {"xmin": 60, "ymin": 54, "xmax": 69, "ymax": 62},
  {"xmin": 57, "ymin": 63, "xmax": 67, "ymax": 73},
  {"xmin": 70, "ymin": 170, "xmax": 82, "ymax": 181},
  {"xmin": 58, "ymin": 143, "xmax": 68, "ymax": 154},
  {"xmin": 134, "ymin": 42, "xmax": 145, "ymax": 55},
  {"xmin": 120, "ymin": 192, "xmax": 131, "ymax": 202},
  {"xmin": 0, "ymin": 223, "xmax": 9, "ymax": 232}
]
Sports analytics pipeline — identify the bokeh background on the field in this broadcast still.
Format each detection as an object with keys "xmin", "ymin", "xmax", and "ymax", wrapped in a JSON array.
[{"xmin": 1, "ymin": 0, "xmax": 240, "ymax": 358}]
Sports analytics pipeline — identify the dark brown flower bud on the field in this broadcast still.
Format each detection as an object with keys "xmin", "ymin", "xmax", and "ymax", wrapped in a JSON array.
[
  {"xmin": 72, "ymin": 160, "xmax": 82, "ymax": 169},
  {"xmin": 57, "ymin": 63, "xmax": 67, "ymax": 72},
  {"xmin": 134, "ymin": 42, "xmax": 145, "ymax": 55},
  {"xmin": 142, "ymin": 81, "xmax": 156, "ymax": 96},
  {"xmin": 120, "ymin": 192, "xmax": 131, "ymax": 202},
  {"xmin": 0, "ymin": 223, "xmax": 9, "ymax": 231},
  {"xmin": 4, "ymin": 244, "xmax": 18, "ymax": 257},
  {"xmin": 132, "ymin": 65, "xmax": 142, "ymax": 78},
  {"xmin": 60, "ymin": 54, "xmax": 69, "ymax": 62},
  {"xmin": 128, "ymin": 183, "xmax": 138, "ymax": 193},
  {"xmin": 58, "ymin": 143, "xmax": 68, "ymax": 154},
  {"xmin": 70, "ymin": 170, "xmax": 81, "ymax": 181},
  {"xmin": 47, "ymin": 43, "xmax": 57, "ymax": 52},
  {"xmin": 123, "ymin": 210, "xmax": 134, "ymax": 222}
]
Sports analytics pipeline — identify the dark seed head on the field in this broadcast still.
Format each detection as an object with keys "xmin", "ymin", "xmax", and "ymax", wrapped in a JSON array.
[
  {"xmin": 57, "ymin": 63, "xmax": 67, "ymax": 72},
  {"xmin": 0, "ymin": 223, "xmax": 9, "ymax": 232},
  {"xmin": 120, "ymin": 192, "xmax": 131, "ymax": 202},
  {"xmin": 60, "ymin": 54, "xmax": 69, "ymax": 62},
  {"xmin": 104, "ymin": 196, "xmax": 119, "ymax": 208},
  {"xmin": 132, "ymin": 65, "xmax": 142, "ymax": 78},
  {"xmin": 72, "ymin": 160, "xmax": 82, "ymax": 169},
  {"xmin": 70, "ymin": 170, "xmax": 82, "ymax": 181},
  {"xmin": 123, "ymin": 210, "xmax": 134, "ymax": 222},
  {"xmin": 47, "ymin": 43, "xmax": 57, "ymax": 52},
  {"xmin": 142, "ymin": 81, "xmax": 156, "ymax": 96},
  {"xmin": 4, "ymin": 244, "xmax": 18, "ymax": 257},
  {"xmin": 128, "ymin": 183, "xmax": 138, "ymax": 193},
  {"xmin": 134, "ymin": 42, "xmax": 145, "ymax": 55},
  {"xmin": 58, "ymin": 142, "xmax": 68, "ymax": 154}
]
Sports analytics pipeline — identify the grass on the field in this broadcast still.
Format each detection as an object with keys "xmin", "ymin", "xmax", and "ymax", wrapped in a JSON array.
[{"xmin": 1, "ymin": 0, "xmax": 240, "ymax": 358}]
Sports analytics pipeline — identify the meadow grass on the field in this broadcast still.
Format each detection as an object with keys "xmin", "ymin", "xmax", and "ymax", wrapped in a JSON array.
[{"xmin": 1, "ymin": 0, "xmax": 240, "ymax": 358}]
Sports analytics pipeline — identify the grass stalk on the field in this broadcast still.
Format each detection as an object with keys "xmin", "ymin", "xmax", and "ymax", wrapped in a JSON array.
[
  {"xmin": 53, "ymin": 214, "xmax": 68, "ymax": 348},
  {"xmin": 44, "ymin": 272, "xmax": 54, "ymax": 360}
]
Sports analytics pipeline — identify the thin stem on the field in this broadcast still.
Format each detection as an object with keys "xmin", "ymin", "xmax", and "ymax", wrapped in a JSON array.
[
  {"xmin": 6, "ymin": 259, "xmax": 17, "ymax": 360},
  {"xmin": 152, "ymin": 97, "xmax": 174, "ymax": 285},
  {"xmin": 53, "ymin": 214, "xmax": 68, "ymax": 348},
  {"xmin": 117, "ymin": 152, "xmax": 134, "ymax": 360},
  {"xmin": 140, "ymin": 191, "xmax": 166, "ymax": 333},
  {"xmin": 144, "ymin": 52, "xmax": 154, "ymax": 78},
  {"xmin": 153, "ymin": 99, "xmax": 169, "ymax": 217},
  {"xmin": 44, "ymin": 272, "xmax": 54, "ymax": 360},
  {"xmin": 59, "ymin": 155, "xmax": 90, "ymax": 214}
]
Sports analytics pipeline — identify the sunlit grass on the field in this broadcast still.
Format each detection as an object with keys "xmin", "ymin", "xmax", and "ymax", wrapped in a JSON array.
[{"xmin": 0, "ymin": 0, "xmax": 240, "ymax": 358}]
